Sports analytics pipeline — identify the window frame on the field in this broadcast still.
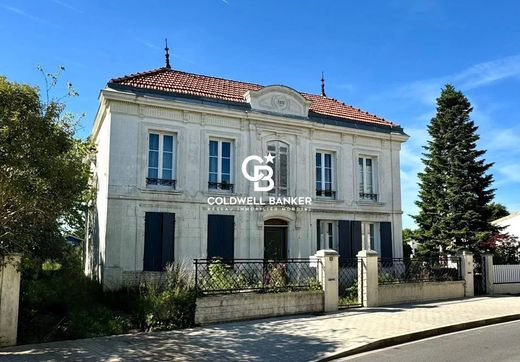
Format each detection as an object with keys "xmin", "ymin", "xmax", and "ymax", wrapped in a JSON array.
[
  {"xmin": 147, "ymin": 132, "xmax": 177, "ymax": 189},
  {"xmin": 315, "ymin": 151, "xmax": 336, "ymax": 198},
  {"xmin": 208, "ymin": 138, "xmax": 234, "ymax": 192},
  {"xmin": 318, "ymin": 220, "xmax": 338, "ymax": 251},
  {"xmin": 358, "ymin": 156, "xmax": 378, "ymax": 201},
  {"xmin": 361, "ymin": 222, "xmax": 380, "ymax": 253}
]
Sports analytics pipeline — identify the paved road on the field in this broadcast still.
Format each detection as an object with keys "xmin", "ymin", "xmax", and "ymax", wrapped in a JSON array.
[
  {"xmin": 1, "ymin": 296, "xmax": 520, "ymax": 361},
  {"xmin": 342, "ymin": 320, "xmax": 520, "ymax": 362}
]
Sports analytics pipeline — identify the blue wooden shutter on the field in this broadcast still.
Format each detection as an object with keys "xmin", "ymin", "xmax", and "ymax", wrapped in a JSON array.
[
  {"xmin": 316, "ymin": 219, "xmax": 321, "ymax": 251},
  {"xmin": 351, "ymin": 221, "xmax": 362, "ymax": 256},
  {"xmin": 380, "ymin": 222, "xmax": 393, "ymax": 260},
  {"xmin": 207, "ymin": 215, "xmax": 234, "ymax": 260},
  {"xmin": 144, "ymin": 212, "xmax": 175, "ymax": 271},
  {"xmin": 338, "ymin": 220, "xmax": 352, "ymax": 259},
  {"xmin": 144, "ymin": 212, "xmax": 162, "ymax": 271},
  {"xmin": 161, "ymin": 213, "xmax": 175, "ymax": 268}
]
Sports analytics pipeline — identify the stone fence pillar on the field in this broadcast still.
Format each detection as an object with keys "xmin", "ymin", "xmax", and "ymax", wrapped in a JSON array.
[
  {"xmin": 357, "ymin": 250, "xmax": 378, "ymax": 307},
  {"xmin": 482, "ymin": 253, "xmax": 494, "ymax": 295},
  {"xmin": 315, "ymin": 249, "xmax": 338, "ymax": 312},
  {"xmin": 460, "ymin": 251, "xmax": 474, "ymax": 297},
  {"xmin": 0, "ymin": 254, "xmax": 21, "ymax": 347}
]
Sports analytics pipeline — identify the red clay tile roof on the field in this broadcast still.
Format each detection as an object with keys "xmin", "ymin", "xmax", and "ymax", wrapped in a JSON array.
[{"xmin": 109, "ymin": 68, "xmax": 398, "ymax": 127}]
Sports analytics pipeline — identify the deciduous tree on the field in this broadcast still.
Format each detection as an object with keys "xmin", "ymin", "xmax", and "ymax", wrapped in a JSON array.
[{"xmin": 0, "ymin": 71, "xmax": 92, "ymax": 264}]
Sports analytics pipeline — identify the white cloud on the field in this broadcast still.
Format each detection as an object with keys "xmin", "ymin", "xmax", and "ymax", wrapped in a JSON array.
[
  {"xmin": 1, "ymin": 5, "xmax": 59, "ymax": 28},
  {"xmin": 384, "ymin": 54, "xmax": 520, "ymax": 227},
  {"xmin": 135, "ymin": 38, "xmax": 161, "ymax": 51},
  {"xmin": 376, "ymin": 54, "xmax": 520, "ymax": 107},
  {"xmin": 51, "ymin": 0, "xmax": 82, "ymax": 13},
  {"xmin": 482, "ymin": 127, "xmax": 520, "ymax": 152},
  {"xmin": 498, "ymin": 164, "xmax": 520, "ymax": 184},
  {"xmin": 456, "ymin": 55, "xmax": 520, "ymax": 90}
]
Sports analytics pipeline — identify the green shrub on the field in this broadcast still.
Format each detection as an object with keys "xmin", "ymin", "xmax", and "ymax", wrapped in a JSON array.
[
  {"xmin": 19, "ymin": 259, "xmax": 197, "ymax": 343},
  {"xmin": 306, "ymin": 278, "xmax": 322, "ymax": 291},
  {"xmin": 208, "ymin": 259, "xmax": 233, "ymax": 290},
  {"xmin": 267, "ymin": 264, "xmax": 288, "ymax": 289},
  {"xmin": 141, "ymin": 288, "xmax": 197, "ymax": 330},
  {"xmin": 339, "ymin": 280, "xmax": 358, "ymax": 305},
  {"xmin": 132, "ymin": 262, "xmax": 197, "ymax": 331},
  {"xmin": 64, "ymin": 306, "xmax": 129, "ymax": 339}
]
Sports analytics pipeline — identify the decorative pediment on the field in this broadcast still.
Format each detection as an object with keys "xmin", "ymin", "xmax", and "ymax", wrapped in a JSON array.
[{"xmin": 244, "ymin": 85, "xmax": 310, "ymax": 117}]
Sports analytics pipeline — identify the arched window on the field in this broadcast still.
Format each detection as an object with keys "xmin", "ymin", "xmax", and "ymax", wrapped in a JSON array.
[{"xmin": 266, "ymin": 140, "xmax": 289, "ymax": 195}]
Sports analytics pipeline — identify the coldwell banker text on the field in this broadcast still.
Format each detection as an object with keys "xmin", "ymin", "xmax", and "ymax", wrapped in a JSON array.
[{"xmin": 207, "ymin": 196, "xmax": 312, "ymax": 206}]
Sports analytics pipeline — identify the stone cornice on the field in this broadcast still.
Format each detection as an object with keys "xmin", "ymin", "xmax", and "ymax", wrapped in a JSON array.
[{"xmin": 93, "ymin": 88, "xmax": 409, "ymax": 143}]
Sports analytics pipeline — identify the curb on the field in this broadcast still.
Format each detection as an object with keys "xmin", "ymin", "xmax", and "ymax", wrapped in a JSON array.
[{"xmin": 318, "ymin": 313, "xmax": 520, "ymax": 361}]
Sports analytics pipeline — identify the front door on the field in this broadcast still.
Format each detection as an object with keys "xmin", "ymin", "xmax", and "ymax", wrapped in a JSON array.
[{"xmin": 264, "ymin": 226, "xmax": 287, "ymax": 260}]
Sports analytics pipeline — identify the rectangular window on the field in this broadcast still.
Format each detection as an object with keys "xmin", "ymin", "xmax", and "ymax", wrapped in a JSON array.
[
  {"xmin": 208, "ymin": 139, "xmax": 234, "ymax": 192},
  {"xmin": 144, "ymin": 212, "xmax": 175, "ymax": 271},
  {"xmin": 358, "ymin": 157, "xmax": 377, "ymax": 201},
  {"xmin": 361, "ymin": 222, "xmax": 380, "ymax": 254},
  {"xmin": 147, "ymin": 133, "xmax": 177, "ymax": 188},
  {"xmin": 318, "ymin": 220, "xmax": 338, "ymax": 251},
  {"xmin": 316, "ymin": 152, "xmax": 336, "ymax": 198}
]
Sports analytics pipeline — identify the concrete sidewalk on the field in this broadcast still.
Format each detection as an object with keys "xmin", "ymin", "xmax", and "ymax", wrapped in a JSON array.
[{"xmin": 1, "ymin": 296, "xmax": 520, "ymax": 362}]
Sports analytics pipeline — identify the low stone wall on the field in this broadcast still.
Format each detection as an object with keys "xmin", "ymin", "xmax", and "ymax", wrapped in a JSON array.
[
  {"xmin": 494, "ymin": 283, "xmax": 520, "ymax": 295},
  {"xmin": 378, "ymin": 280, "xmax": 465, "ymax": 306},
  {"xmin": 195, "ymin": 290, "xmax": 324, "ymax": 325},
  {"xmin": 122, "ymin": 271, "xmax": 164, "ymax": 286}
]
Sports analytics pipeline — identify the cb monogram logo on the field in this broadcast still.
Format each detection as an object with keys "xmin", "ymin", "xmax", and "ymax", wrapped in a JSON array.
[{"xmin": 241, "ymin": 153, "xmax": 275, "ymax": 192}]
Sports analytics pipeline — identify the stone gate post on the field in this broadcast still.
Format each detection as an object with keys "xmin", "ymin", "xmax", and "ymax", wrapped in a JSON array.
[
  {"xmin": 315, "ymin": 249, "xmax": 339, "ymax": 312},
  {"xmin": 0, "ymin": 254, "xmax": 21, "ymax": 347},
  {"xmin": 460, "ymin": 251, "xmax": 474, "ymax": 297},
  {"xmin": 357, "ymin": 250, "xmax": 379, "ymax": 307},
  {"xmin": 481, "ymin": 253, "xmax": 494, "ymax": 295}
]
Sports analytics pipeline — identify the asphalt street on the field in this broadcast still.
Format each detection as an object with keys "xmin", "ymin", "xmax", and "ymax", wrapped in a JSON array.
[{"xmin": 341, "ymin": 320, "xmax": 520, "ymax": 362}]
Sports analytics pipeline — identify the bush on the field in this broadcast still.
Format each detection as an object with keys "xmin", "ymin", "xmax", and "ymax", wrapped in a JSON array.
[
  {"xmin": 134, "ymin": 287, "xmax": 197, "ymax": 331},
  {"xmin": 19, "ymin": 258, "xmax": 197, "ymax": 344},
  {"xmin": 64, "ymin": 306, "xmax": 129, "ymax": 339},
  {"xmin": 130, "ymin": 260, "xmax": 197, "ymax": 331}
]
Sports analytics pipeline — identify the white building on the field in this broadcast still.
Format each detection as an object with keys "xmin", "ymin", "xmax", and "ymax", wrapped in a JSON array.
[
  {"xmin": 85, "ymin": 59, "xmax": 409, "ymax": 288},
  {"xmin": 492, "ymin": 212, "xmax": 520, "ymax": 240}
]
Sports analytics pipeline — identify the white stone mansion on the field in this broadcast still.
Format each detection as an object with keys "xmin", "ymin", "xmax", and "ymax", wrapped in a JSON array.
[{"xmin": 85, "ymin": 61, "xmax": 409, "ymax": 287}]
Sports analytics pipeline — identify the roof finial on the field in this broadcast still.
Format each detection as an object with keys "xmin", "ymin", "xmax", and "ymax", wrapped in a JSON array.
[
  {"xmin": 321, "ymin": 71, "xmax": 326, "ymax": 97},
  {"xmin": 164, "ymin": 38, "xmax": 171, "ymax": 69}
]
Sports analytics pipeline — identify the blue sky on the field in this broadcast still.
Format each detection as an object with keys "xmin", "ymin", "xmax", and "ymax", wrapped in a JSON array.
[{"xmin": 1, "ymin": 0, "xmax": 520, "ymax": 228}]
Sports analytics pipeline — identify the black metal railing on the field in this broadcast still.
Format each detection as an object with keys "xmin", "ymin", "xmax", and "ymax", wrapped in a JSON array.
[
  {"xmin": 316, "ymin": 189, "xmax": 337, "ymax": 199},
  {"xmin": 378, "ymin": 257, "xmax": 462, "ymax": 284},
  {"xmin": 194, "ymin": 258, "xmax": 321, "ymax": 294},
  {"xmin": 146, "ymin": 178, "xmax": 176, "ymax": 188},
  {"xmin": 359, "ymin": 193, "xmax": 378, "ymax": 201},
  {"xmin": 208, "ymin": 182, "xmax": 234, "ymax": 192}
]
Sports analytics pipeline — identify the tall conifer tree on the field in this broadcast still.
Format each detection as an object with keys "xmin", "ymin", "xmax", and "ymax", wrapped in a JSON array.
[{"xmin": 413, "ymin": 85, "xmax": 496, "ymax": 256}]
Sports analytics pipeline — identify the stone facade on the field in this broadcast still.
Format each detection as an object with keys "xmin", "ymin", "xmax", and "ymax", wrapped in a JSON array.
[{"xmin": 85, "ymin": 76, "xmax": 408, "ymax": 288}]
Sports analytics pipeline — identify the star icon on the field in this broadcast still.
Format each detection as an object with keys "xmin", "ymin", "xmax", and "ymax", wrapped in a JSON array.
[{"xmin": 265, "ymin": 153, "xmax": 275, "ymax": 164}]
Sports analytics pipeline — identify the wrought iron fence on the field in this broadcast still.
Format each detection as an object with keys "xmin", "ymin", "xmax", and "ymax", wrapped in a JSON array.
[
  {"xmin": 338, "ymin": 258, "xmax": 362, "ymax": 307},
  {"xmin": 316, "ymin": 189, "xmax": 337, "ymax": 199},
  {"xmin": 378, "ymin": 256, "xmax": 462, "ymax": 284},
  {"xmin": 208, "ymin": 182, "xmax": 234, "ymax": 192},
  {"xmin": 194, "ymin": 258, "xmax": 321, "ymax": 294},
  {"xmin": 146, "ymin": 177, "xmax": 176, "ymax": 188}
]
